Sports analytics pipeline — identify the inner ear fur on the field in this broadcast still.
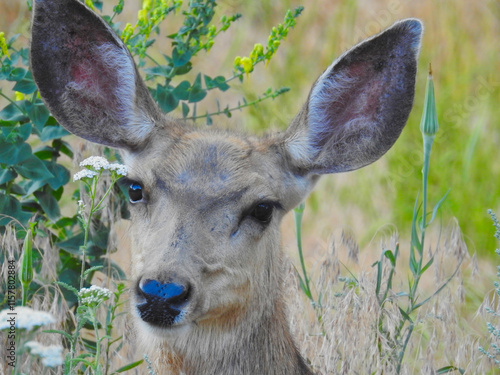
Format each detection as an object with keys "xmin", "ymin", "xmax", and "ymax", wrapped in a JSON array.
[
  {"xmin": 283, "ymin": 19, "xmax": 423, "ymax": 175},
  {"xmin": 30, "ymin": 0, "xmax": 164, "ymax": 150}
]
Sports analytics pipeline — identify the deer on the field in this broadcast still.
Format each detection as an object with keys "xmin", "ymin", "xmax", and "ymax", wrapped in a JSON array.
[{"xmin": 30, "ymin": 0, "xmax": 422, "ymax": 373}]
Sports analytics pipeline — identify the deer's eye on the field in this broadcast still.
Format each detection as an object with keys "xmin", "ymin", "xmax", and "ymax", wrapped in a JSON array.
[
  {"xmin": 249, "ymin": 203, "xmax": 274, "ymax": 224},
  {"xmin": 129, "ymin": 183, "xmax": 143, "ymax": 203}
]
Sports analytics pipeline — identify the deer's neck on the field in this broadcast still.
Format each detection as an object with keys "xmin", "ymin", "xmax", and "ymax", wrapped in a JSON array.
[{"xmin": 149, "ymin": 296, "xmax": 312, "ymax": 375}]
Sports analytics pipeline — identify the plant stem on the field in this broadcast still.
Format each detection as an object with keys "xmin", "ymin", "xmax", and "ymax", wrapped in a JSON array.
[
  {"xmin": 420, "ymin": 134, "xmax": 434, "ymax": 246},
  {"xmin": 186, "ymin": 88, "xmax": 288, "ymax": 121},
  {"xmin": 294, "ymin": 202, "xmax": 312, "ymax": 300},
  {"xmin": 80, "ymin": 176, "xmax": 98, "ymax": 290},
  {"xmin": 92, "ymin": 309, "xmax": 101, "ymax": 372},
  {"xmin": 0, "ymin": 91, "xmax": 26, "ymax": 114}
]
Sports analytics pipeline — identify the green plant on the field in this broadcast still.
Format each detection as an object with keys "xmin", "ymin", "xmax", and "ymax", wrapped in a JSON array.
[
  {"xmin": 48, "ymin": 281, "xmax": 138, "ymax": 374},
  {"xmin": 72, "ymin": 156, "xmax": 127, "ymax": 290},
  {"xmin": 372, "ymin": 67, "xmax": 462, "ymax": 373},
  {"xmin": 292, "ymin": 67, "xmax": 465, "ymax": 373}
]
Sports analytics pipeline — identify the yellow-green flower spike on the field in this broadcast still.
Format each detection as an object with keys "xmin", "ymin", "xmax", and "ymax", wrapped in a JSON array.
[
  {"xmin": 240, "ymin": 57, "xmax": 253, "ymax": 77},
  {"xmin": 85, "ymin": 0, "xmax": 95, "ymax": 10},
  {"xmin": 0, "ymin": 32, "xmax": 10, "ymax": 59}
]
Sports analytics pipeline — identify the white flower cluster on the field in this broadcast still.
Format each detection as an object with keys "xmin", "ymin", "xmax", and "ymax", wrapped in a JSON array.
[
  {"xmin": 79, "ymin": 285, "xmax": 113, "ymax": 307},
  {"xmin": 73, "ymin": 169, "xmax": 99, "ymax": 182},
  {"xmin": 107, "ymin": 163, "xmax": 128, "ymax": 176},
  {"xmin": 25, "ymin": 341, "xmax": 64, "ymax": 367},
  {"xmin": 0, "ymin": 307, "xmax": 56, "ymax": 331},
  {"xmin": 79, "ymin": 156, "xmax": 109, "ymax": 170},
  {"xmin": 73, "ymin": 156, "xmax": 128, "ymax": 182}
]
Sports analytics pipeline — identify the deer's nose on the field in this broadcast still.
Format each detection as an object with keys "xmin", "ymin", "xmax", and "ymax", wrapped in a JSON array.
[{"xmin": 136, "ymin": 278, "xmax": 191, "ymax": 327}]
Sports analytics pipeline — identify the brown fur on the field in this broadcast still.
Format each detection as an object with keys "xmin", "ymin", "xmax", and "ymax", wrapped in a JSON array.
[{"xmin": 30, "ymin": 1, "xmax": 422, "ymax": 373}]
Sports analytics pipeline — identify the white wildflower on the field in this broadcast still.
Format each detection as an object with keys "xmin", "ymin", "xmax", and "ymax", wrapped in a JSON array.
[
  {"xmin": 0, "ymin": 307, "xmax": 56, "ymax": 331},
  {"xmin": 107, "ymin": 163, "xmax": 128, "ymax": 176},
  {"xmin": 79, "ymin": 285, "xmax": 113, "ymax": 307},
  {"xmin": 73, "ymin": 169, "xmax": 99, "ymax": 182},
  {"xmin": 25, "ymin": 341, "xmax": 64, "ymax": 368},
  {"xmin": 79, "ymin": 156, "xmax": 110, "ymax": 171}
]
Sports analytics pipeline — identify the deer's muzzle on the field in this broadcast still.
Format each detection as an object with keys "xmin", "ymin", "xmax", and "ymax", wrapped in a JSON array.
[{"xmin": 136, "ymin": 278, "xmax": 192, "ymax": 327}]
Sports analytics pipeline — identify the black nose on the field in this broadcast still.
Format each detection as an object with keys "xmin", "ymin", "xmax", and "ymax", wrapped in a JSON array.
[{"xmin": 136, "ymin": 279, "xmax": 191, "ymax": 327}]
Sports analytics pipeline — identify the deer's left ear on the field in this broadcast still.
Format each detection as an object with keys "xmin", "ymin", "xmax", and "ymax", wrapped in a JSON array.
[{"xmin": 282, "ymin": 19, "xmax": 423, "ymax": 175}]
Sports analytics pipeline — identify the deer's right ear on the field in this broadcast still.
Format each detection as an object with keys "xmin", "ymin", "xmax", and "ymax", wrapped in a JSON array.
[{"xmin": 30, "ymin": 0, "xmax": 163, "ymax": 150}]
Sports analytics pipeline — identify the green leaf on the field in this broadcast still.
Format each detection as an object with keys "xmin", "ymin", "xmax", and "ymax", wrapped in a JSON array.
[
  {"xmin": 0, "ymin": 141, "xmax": 31, "ymax": 165},
  {"xmin": 43, "ymin": 329, "xmax": 74, "ymax": 342},
  {"xmin": 213, "ymin": 76, "xmax": 230, "ymax": 91},
  {"xmin": 56, "ymin": 258, "xmax": 81, "ymax": 306},
  {"xmin": 0, "ymin": 193, "xmax": 31, "ymax": 226},
  {"xmin": 143, "ymin": 65, "xmax": 172, "ymax": 78},
  {"xmin": 83, "ymin": 265, "xmax": 104, "ymax": 278},
  {"xmin": 0, "ymin": 102, "xmax": 26, "ymax": 122},
  {"xmin": 40, "ymin": 125, "xmax": 70, "ymax": 141},
  {"xmin": 45, "ymin": 162, "xmax": 70, "ymax": 190},
  {"xmin": 383, "ymin": 250, "xmax": 396, "ymax": 266},
  {"xmin": 57, "ymin": 233, "xmax": 85, "ymax": 254},
  {"xmin": 52, "ymin": 186, "xmax": 64, "ymax": 201},
  {"xmin": 188, "ymin": 73, "xmax": 207, "ymax": 103},
  {"xmin": 59, "ymin": 141, "xmax": 74, "ymax": 159},
  {"xmin": 172, "ymin": 47, "xmax": 192, "ymax": 67},
  {"xmin": 398, "ymin": 307, "xmax": 412, "ymax": 322},
  {"xmin": 113, "ymin": 359, "xmax": 144, "ymax": 373},
  {"xmin": 56, "ymin": 280, "xmax": 80, "ymax": 298},
  {"xmin": 13, "ymin": 78, "xmax": 37, "ymax": 95},
  {"xmin": 17, "ymin": 123, "xmax": 32, "ymax": 141},
  {"xmin": 14, "ymin": 155, "xmax": 54, "ymax": 181},
  {"xmin": 7, "ymin": 67, "xmax": 27, "ymax": 81},
  {"xmin": 157, "ymin": 85, "xmax": 178, "ymax": 113},
  {"xmin": 34, "ymin": 146, "xmax": 55, "ymax": 160},
  {"xmin": 374, "ymin": 259, "xmax": 382, "ymax": 296},
  {"xmin": 182, "ymin": 102, "xmax": 190, "ymax": 118},
  {"xmin": 20, "ymin": 179, "xmax": 47, "ymax": 196},
  {"xmin": 420, "ymin": 257, "xmax": 434, "ymax": 274},
  {"xmin": 28, "ymin": 102, "xmax": 50, "ymax": 130},
  {"xmin": 173, "ymin": 81, "xmax": 191, "ymax": 100},
  {"xmin": 436, "ymin": 366, "xmax": 465, "ymax": 374},
  {"xmin": 204, "ymin": 75, "xmax": 215, "ymax": 89},
  {"xmin": 9, "ymin": 184, "xmax": 26, "ymax": 196},
  {"xmin": 34, "ymin": 190, "xmax": 61, "ymax": 222},
  {"xmin": 172, "ymin": 62, "xmax": 192, "ymax": 76},
  {"xmin": 428, "ymin": 189, "xmax": 450, "ymax": 226},
  {"xmin": 410, "ymin": 194, "xmax": 421, "ymax": 253},
  {"xmin": 0, "ymin": 168, "xmax": 16, "ymax": 185},
  {"xmin": 409, "ymin": 250, "xmax": 418, "ymax": 276}
]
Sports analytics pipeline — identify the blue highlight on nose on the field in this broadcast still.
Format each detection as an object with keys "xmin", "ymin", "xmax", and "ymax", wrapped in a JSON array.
[{"xmin": 141, "ymin": 280, "xmax": 185, "ymax": 300}]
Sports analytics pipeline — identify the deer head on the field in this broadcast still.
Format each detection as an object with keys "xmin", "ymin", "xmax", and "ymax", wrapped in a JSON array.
[{"xmin": 31, "ymin": 0, "xmax": 422, "ymax": 373}]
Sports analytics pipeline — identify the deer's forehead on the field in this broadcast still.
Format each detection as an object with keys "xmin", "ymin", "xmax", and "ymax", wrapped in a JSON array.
[{"xmin": 129, "ymin": 131, "xmax": 280, "ymax": 199}]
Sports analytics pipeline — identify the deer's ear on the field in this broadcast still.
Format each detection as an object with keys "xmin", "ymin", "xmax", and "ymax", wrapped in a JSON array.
[
  {"xmin": 283, "ymin": 19, "xmax": 423, "ymax": 174},
  {"xmin": 30, "ymin": 0, "xmax": 163, "ymax": 150}
]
